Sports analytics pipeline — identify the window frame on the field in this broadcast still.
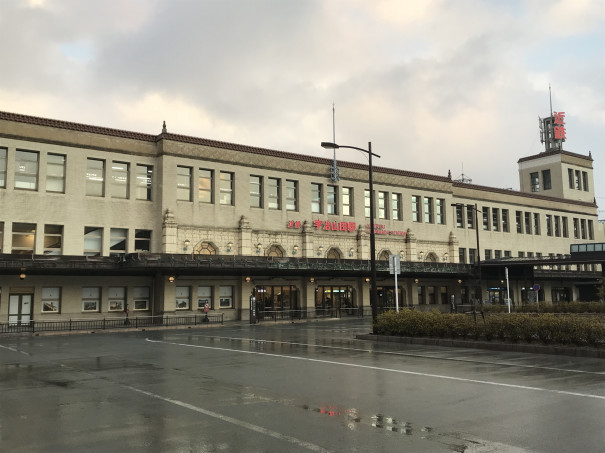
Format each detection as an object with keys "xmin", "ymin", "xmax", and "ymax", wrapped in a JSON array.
[{"xmin": 46, "ymin": 153, "xmax": 66, "ymax": 193}]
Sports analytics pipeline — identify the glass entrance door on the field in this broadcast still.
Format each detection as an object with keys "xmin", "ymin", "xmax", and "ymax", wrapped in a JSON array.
[{"xmin": 9, "ymin": 294, "xmax": 33, "ymax": 325}]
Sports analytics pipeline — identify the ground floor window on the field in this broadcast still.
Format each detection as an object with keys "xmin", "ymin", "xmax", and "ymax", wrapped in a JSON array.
[
  {"xmin": 552, "ymin": 287, "xmax": 570, "ymax": 302},
  {"xmin": 82, "ymin": 287, "xmax": 101, "ymax": 312},
  {"xmin": 219, "ymin": 286, "xmax": 233, "ymax": 309},
  {"xmin": 376, "ymin": 286, "xmax": 405, "ymax": 308},
  {"xmin": 315, "ymin": 286, "xmax": 354, "ymax": 310},
  {"xmin": 108, "ymin": 287, "xmax": 126, "ymax": 311},
  {"xmin": 254, "ymin": 285, "xmax": 299, "ymax": 310},
  {"xmin": 176, "ymin": 286, "xmax": 190, "ymax": 310},
  {"xmin": 41, "ymin": 287, "xmax": 61, "ymax": 313},
  {"xmin": 197, "ymin": 286, "xmax": 212, "ymax": 310},
  {"xmin": 133, "ymin": 287, "xmax": 150, "ymax": 310}
]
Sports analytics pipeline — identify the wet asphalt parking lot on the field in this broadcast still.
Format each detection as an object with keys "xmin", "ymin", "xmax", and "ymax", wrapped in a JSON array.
[{"xmin": 0, "ymin": 318, "xmax": 604, "ymax": 452}]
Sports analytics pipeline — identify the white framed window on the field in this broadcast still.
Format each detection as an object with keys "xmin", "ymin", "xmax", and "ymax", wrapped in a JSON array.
[
  {"xmin": 219, "ymin": 171, "xmax": 233, "ymax": 205},
  {"xmin": 412, "ymin": 195, "xmax": 420, "ymax": 222},
  {"xmin": 0, "ymin": 147, "xmax": 6, "ymax": 188},
  {"xmin": 136, "ymin": 164, "xmax": 153, "ymax": 200},
  {"xmin": 197, "ymin": 286, "xmax": 213, "ymax": 310},
  {"xmin": 424, "ymin": 197, "xmax": 433, "ymax": 223},
  {"xmin": 311, "ymin": 183, "xmax": 322, "ymax": 213},
  {"xmin": 82, "ymin": 287, "xmax": 101, "ymax": 312},
  {"xmin": 111, "ymin": 161, "xmax": 129, "ymax": 199},
  {"xmin": 15, "ymin": 149, "xmax": 39, "ymax": 190},
  {"xmin": 391, "ymin": 193, "xmax": 401, "ymax": 221},
  {"xmin": 219, "ymin": 286, "xmax": 233, "ymax": 309},
  {"xmin": 44, "ymin": 224, "xmax": 63, "ymax": 255},
  {"xmin": 41, "ymin": 287, "xmax": 61, "ymax": 313},
  {"xmin": 86, "ymin": 158, "xmax": 105, "ymax": 196},
  {"xmin": 378, "ymin": 191, "xmax": 387, "ymax": 219},
  {"xmin": 46, "ymin": 153, "xmax": 66, "ymax": 193},
  {"xmin": 286, "ymin": 180, "xmax": 297, "ymax": 211},
  {"xmin": 342, "ymin": 187, "xmax": 353, "ymax": 216},
  {"xmin": 250, "ymin": 175, "xmax": 262, "ymax": 208},
  {"xmin": 436, "ymin": 198, "xmax": 445, "ymax": 225},
  {"xmin": 108, "ymin": 287, "xmax": 126, "ymax": 312},
  {"xmin": 11, "ymin": 222, "xmax": 36, "ymax": 254},
  {"xmin": 84, "ymin": 226, "xmax": 103, "ymax": 256},
  {"xmin": 177, "ymin": 166, "xmax": 192, "ymax": 201},
  {"xmin": 199, "ymin": 168, "xmax": 213, "ymax": 203},
  {"xmin": 176, "ymin": 286, "xmax": 191, "ymax": 310},
  {"xmin": 268, "ymin": 177, "xmax": 280, "ymax": 210},
  {"xmin": 133, "ymin": 287, "xmax": 150, "ymax": 311},
  {"xmin": 110, "ymin": 228, "xmax": 127, "ymax": 256},
  {"xmin": 135, "ymin": 229, "xmax": 151, "ymax": 252},
  {"xmin": 327, "ymin": 185, "xmax": 337, "ymax": 215}
]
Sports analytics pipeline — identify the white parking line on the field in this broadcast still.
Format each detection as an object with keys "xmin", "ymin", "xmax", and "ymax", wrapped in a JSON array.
[
  {"xmin": 181, "ymin": 334, "xmax": 605, "ymax": 376},
  {"xmin": 146, "ymin": 338, "xmax": 605, "ymax": 400},
  {"xmin": 0, "ymin": 344, "xmax": 31, "ymax": 356},
  {"xmin": 125, "ymin": 384, "xmax": 332, "ymax": 452}
]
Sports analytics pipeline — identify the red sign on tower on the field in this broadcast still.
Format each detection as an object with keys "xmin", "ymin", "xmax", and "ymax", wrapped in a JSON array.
[{"xmin": 553, "ymin": 111, "xmax": 566, "ymax": 140}]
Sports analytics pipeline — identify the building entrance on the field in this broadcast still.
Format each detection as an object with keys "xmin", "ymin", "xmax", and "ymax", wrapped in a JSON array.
[{"xmin": 9, "ymin": 294, "xmax": 33, "ymax": 326}]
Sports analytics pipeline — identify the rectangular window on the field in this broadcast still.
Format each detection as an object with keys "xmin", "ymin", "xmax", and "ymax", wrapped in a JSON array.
[
  {"xmin": 455, "ymin": 205, "xmax": 463, "ymax": 228},
  {"xmin": 573, "ymin": 218, "xmax": 579, "ymax": 239},
  {"xmin": 15, "ymin": 150, "xmax": 39, "ymax": 190},
  {"xmin": 197, "ymin": 286, "xmax": 213, "ymax": 310},
  {"xmin": 524, "ymin": 212, "xmax": 532, "ymax": 234},
  {"xmin": 568, "ymin": 168, "xmax": 574, "ymax": 189},
  {"xmin": 0, "ymin": 147, "xmax": 6, "ymax": 188},
  {"xmin": 482, "ymin": 207, "xmax": 489, "ymax": 230},
  {"xmin": 176, "ymin": 286, "xmax": 191, "ymax": 310},
  {"xmin": 582, "ymin": 172, "xmax": 589, "ymax": 192},
  {"xmin": 412, "ymin": 196, "xmax": 421, "ymax": 222},
  {"xmin": 177, "ymin": 166, "xmax": 192, "ymax": 201},
  {"xmin": 554, "ymin": 216, "xmax": 561, "ymax": 237},
  {"xmin": 86, "ymin": 158, "xmax": 105, "ymax": 196},
  {"xmin": 516, "ymin": 211, "xmax": 522, "ymax": 233},
  {"xmin": 494, "ymin": 250, "xmax": 501, "ymax": 259},
  {"xmin": 469, "ymin": 248, "xmax": 476, "ymax": 265},
  {"xmin": 82, "ymin": 287, "xmax": 101, "ymax": 312},
  {"xmin": 136, "ymin": 164, "xmax": 153, "ymax": 200},
  {"xmin": 530, "ymin": 172, "xmax": 539, "ymax": 192},
  {"xmin": 110, "ymin": 228, "xmax": 127, "ymax": 256},
  {"xmin": 84, "ymin": 226, "xmax": 103, "ymax": 256},
  {"xmin": 111, "ymin": 161, "xmax": 129, "ymax": 198},
  {"xmin": 365, "ymin": 190, "xmax": 371, "ymax": 218},
  {"xmin": 502, "ymin": 209, "xmax": 509, "ymax": 233},
  {"xmin": 545, "ymin": 215, "xmax": 552, "ymax": 236},
  {"xmin": 135, "ymin": 229, "xmax": 151, "ymax": 252},
  {"xmin": 41, "ymin": 287, "xmax": 61, "ymax": 313},
  {"xmin": 250, "ymin": 175, "xmax": 262, "ymax": 208},
  {"xmin": 133, "ymin": 287, "xmax": 150, "ymax": 311},
  {"xmin": 458, "ymin": 247, "xmax": 466, "ymax": 264},
  {"xmin": 465, "ymin": 205, "xmax": 474, "ymax": 229},
  {"xmin": 44, "ymin": 224, "xmax": 62, "ymax": 255},
  {"xmin": 562, "ymin": 217, "xmax": 569, "ymax": 237},
  {"xmin": 286, "ymin": 180, "xmax": 297, "ymax": 211},
  {"xmin": 46, "ymin": 153, "xmax": 66, "ymax": 193},
  {"xmin": 219, "ymin": 286, "xmax": 233, "ymax": 308},
  {"xmin": 327, "ymin": 185, "xmax": 338, "ymax": 215},
  {"xmin": 11, "ymin": 222, "xmax": 36, "ymax": 254},
  {"xmin": 518, "ymin": 251, "xmax": 525, "ymax": 258},
  {"xmin": 504, "ymin": 250, "xmax": 511, "ymax": 258},
  {"xmin": 436, "ymin": 199, "xmax": 445, "ymax": 224},
  {"xmin": 0, "ymin": 222, "xmax": 3, "ymax": 253},
  {"xmin": 542, "ymin": 169, "xmax": 552, "ymax": 190},
  {"xmin": 198, "ymin": 168, "xmax": 214, "ymax": 203},
  {"xmin": 342, "ymin": 187, "xmax": 352, "ymax": 216},
  {"xmin": 588, "ymin": 220, "xmax": 594, "ymax": 240},
  {"xmin": 580, "ymin": 219, "xmax": 587, "ymax": 239},
  {"xmin": 391, "ymin": 193, "xmax": 401, "ymax": 221},
  {"xmin": 378, "ymin": 191, "xmax": 387, "ymax": 219},
  {"xmin": 219, "ymin": 171, "xmax": 233, "ymax": 205},
  {"xmin": 527, "ymin": 252, "xmax": 534, "ymax": 258},
  {"xmin": 311, "ymin": 183, "xmax": 322, "ymax": 213},
  {"xmin": 492, "ymin": 208, "xmax": 499, "ymax": 231},
  {"xmin": 575, "ymin": 170, "xmax": 581, "ymax": 189},
  {"xmin": 485, "ymin": 249, "xmax": 492, "ymax": 260},
  {"xmin": 108, "ymin": 287, "xmax": 126, "ymax": 312},
  {"xmin": 417, "ymin": 285, "xmax": 425, "ymax": 305},
  {"xmin": 268, "ymin": 178, "xmax": 281, "ymax": 210},
  {"xmin": 427, "ymin": 286, "xmax": 436, "ymax": 305},
  {"xmin": 424, "ymin": 197, "xmax": 433, "ymax": 223},
  {"xmin": 533, "ymin": 213, "xmax": 540, "ymax": 235}
]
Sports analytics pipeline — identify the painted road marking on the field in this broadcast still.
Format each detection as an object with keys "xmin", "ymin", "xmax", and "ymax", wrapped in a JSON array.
[{"xmin": 146, "ymin": 338, "xmax": 605, "ymax": 401}]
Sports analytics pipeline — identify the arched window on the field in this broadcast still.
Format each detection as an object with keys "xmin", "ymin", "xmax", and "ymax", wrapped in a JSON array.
[
  {"xmin": 267, "ymin": 245, "xmax": 284, "ymax": 257},
  {"xmin": 425, "ymin": 252, "xmax": 438, "ymax": 263},
  {"xmin": 194, "ymin": 242, "xmax": 216, "ymax": 255},
  {"xmin": 378, "ymin": 250, "xmax": 390, "ymax": 261},
  {"xmin": 327, "ymin": 248, "xmax": 342, "ymax": 260}
]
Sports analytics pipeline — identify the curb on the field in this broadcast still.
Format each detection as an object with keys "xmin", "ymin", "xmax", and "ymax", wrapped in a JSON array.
[{"xmin": 356, "ymin": 334, "xmax": 605, "ymax": 359}]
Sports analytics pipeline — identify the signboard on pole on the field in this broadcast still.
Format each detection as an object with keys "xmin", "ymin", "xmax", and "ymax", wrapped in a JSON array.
[{"xmin": 389, "ymin": 255, "xmax": 400, "ymax": 274}]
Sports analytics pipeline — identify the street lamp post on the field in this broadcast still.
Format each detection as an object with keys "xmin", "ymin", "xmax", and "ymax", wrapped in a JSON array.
[
  {"xmin": 451, "ymin": 203, "xmax": 482, "ymax": 304},
  {"xmin": 321, "ymin": 141, "xmax": 380, "ymax": 328}
]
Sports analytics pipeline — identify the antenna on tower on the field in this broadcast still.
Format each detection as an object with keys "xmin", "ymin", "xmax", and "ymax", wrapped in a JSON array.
[
  {"xmin": 330, "ymin": 103, "xmax": 340, "ymax": 182},
  {"xmin": 454, "ymin": 163, "xmax": 472, "ymax": 184}
]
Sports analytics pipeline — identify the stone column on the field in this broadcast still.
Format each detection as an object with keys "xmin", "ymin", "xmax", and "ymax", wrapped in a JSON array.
[{"xmin": 162, "ymin": 209, "xmax": 178, "ymax": 254}]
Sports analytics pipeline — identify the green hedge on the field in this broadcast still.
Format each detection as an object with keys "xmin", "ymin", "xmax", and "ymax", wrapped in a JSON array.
[
  {"xmin": 480, "ymin": 301, "xmax": 605, "ymax": 314},
  {"xmin": 373, "ymin": 310, "xmax": 605, "ymax": 347}
]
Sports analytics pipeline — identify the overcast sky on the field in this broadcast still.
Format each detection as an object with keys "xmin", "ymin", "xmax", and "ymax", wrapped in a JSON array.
[{"xmin": 2, "ymin": 0, "xmax": 604, "ymax": 214}]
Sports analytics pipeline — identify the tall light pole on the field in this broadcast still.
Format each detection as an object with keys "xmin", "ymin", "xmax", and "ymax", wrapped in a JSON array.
[
  {"xmin": 321, "ymin": 141, "xmax": 380, "ymax": 327},
  {"xmin": 451, "ymin": 203, "xmax": 482, "ymax": 304}
]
